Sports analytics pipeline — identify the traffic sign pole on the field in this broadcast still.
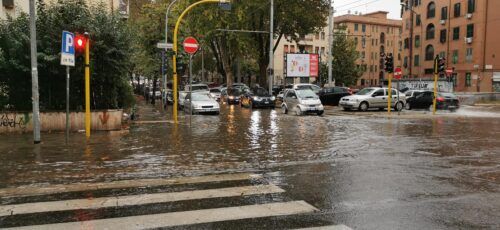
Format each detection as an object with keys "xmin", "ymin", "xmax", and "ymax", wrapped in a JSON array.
[{"xmin": 61, "ymin": 31, "xmax": 75, "ymax": 143}]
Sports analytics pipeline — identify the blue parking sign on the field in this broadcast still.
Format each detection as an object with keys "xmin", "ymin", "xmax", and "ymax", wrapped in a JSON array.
[{"xmin": 61, "ymin": 31, "xmax": 75, "ymax": 66}]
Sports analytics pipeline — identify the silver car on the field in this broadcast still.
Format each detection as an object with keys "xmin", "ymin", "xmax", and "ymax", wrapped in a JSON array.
[
  {"xmin": 209, "ymin": 88, "xmax": 222, "ymax": 101},
  {"xmin": 281, "ymin": 89, "xmax": 324, "ymax": 116},
  {"xmin": 184, "ymin": 92, "xmax": 220, "ymax": 115},
  {"xmin": 339, "ymin": 87, "xmax": 405, "ymax": 111}
]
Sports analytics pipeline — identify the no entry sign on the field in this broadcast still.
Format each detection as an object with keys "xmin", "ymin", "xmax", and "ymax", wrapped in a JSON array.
[
  {"xmin": 394, "ymin": 67, "xmax": 402, "ymax": 80},
  {"xmin": 183, "ymin": 37, "xmax": 199, "ymax": 54}
]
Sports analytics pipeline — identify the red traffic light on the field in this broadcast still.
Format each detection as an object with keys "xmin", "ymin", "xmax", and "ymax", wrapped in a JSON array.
[{"xmin": 75, "ymin": 35, "xmax": 86, "ymax": 49}]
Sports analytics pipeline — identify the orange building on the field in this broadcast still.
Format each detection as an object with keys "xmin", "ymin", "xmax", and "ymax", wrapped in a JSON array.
[
  {"xmin": 335, "ymin": 11, "xmax": 403, "ymax": 88},
  {"xmin": 401, "ymin": 0, "xmax": 500, "ymax": 92}
]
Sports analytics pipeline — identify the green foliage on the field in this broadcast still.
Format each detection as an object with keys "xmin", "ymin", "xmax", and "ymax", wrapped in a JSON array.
[
  {"xmin": 0, "ymin": 0, "xmax": 134, "ymax": 111},
  {"xmin": 330, "ymin": 32, "xmax": 363, "ymax": 87}
]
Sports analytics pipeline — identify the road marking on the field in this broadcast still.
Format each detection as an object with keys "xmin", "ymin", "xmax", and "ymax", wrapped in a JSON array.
[
  {"xmin": 0, "ymin": 184, "xmax": 283, "ymax": 217},
  {"xmin": 0, "ymin": 173, "xmax": 262, "ymax": 197},
  {"xmin": 4, "ymin": 201, "xmax": 318, "ymax": 230},
  {"xmin": 295, "ymin": 225, "xmax": 353, "ymax": 230}
]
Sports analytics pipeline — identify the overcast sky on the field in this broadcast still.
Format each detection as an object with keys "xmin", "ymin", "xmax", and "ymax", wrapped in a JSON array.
[{"xmin": 333, "ymin": 0, "xmax": 402, "ymax": 19}]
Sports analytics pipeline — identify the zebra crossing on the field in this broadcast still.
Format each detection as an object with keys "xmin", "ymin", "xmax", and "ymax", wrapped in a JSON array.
[{"xmin": 0, "ymin": 173, "xmax": 351, "ymax": 229}]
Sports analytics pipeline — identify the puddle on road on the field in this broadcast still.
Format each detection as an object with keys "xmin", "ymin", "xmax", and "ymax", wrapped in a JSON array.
[{"xmin": 1, "ymin": 104, "xmax": 500, "ymax": 189}]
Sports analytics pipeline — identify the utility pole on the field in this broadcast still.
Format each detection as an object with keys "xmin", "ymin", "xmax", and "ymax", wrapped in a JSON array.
[
  {"xmin": 29, "ymin": 0, "xmax": 41, "ymax": 144},
  {"xmin": 327, "ymin": 0, "xmax": 334, "ymax": 85},
  {"xmin": 268, "ymin": 0, "xmax": 274, "ymax": 94}
]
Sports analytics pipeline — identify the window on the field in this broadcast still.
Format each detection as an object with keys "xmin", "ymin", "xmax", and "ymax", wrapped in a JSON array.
[
  {"xmin": 315, "ymin": 46, "xmax": 319, "ymax": 54},
  {"xmin": 362, "ymin": 24, "xmax": 366, "ymax": 33},
  {"xmin": 375, "ymin": 65, "xmax": 377, "ymax": 71},
  {"xmin": 439, "ymin": 51, "xmax": 446, "ymax": 58},
  {"xmin": 416, "ymin": 14, "xmax": 421, "ymax": 26},
  {"xmin": 360, "ymin": 79, "xmax": 365, "ymax": 86},
  {"xmin": 466, "ymin": 48, "xmax": 473, "ymax": 63},
  {"xmin": 453, "ymin": 27, "xmax": 460, "ymax": 40},
  {"xmin": 427, "ymin": 2, "xmax": 436, "ymax": 18},
  {"xmin": 404, "ymin": 56, "xmax": 408, "ymax": 68},
  {"xmin": 361, "ymin": 51, "xmax": 365, "ymax": 59},
  {"xmin": 284, "ymin": 45, "xmax": 289, "ymax": 53},
  {"xmin": 321, "ymin": 47, "xmax": 325, "ymax": 54},
  {"xmin": 375, "ymin": 39, "xmax": 378, "ymax": 45},
  {"xmin": 425, "ymin": 45, "xmax": 434, "ymax": 61},
  {"xmin": 414, "ymin": 0, "xmax": 421, "ymax": 7},
  {"xmin": 440, "ymin": 29, "xmax": 447, "ymax": 43},
  {"xmin": 370, "ymin": 65, "xmax": 373, "ymax": 72},
  {"xmin": 414, "ymin": 55, "xmax": 420, "ymax": 67},
  {"xmin": 404, "ymin": 38, "xmax": 409, "ymax": 49},
  {"xmin": 321, "ymin": 32, "xmax": 325, "ymax": 40},
  {"xmin": 315, "ymin": 33, "xmax": 319, "ymax": 40},
  {"xmin": 452, "ymin": 73, "xmax": 458, "ymax": 87},
  {"xmin": 452, "ymin": 50, "xmax": 459, "ymax": 64},
  {"xmin": 468, "ymin": 0, "xmax": 475, "ymax": 14},
  {"xmin": 454, "ymin": 3, "xmax": 461, "ymax": 17},
  {"xmin": 466, "ymin": 72, "xmax": 472, "ymax": 87},
  {"xmin": 291, "ymin": 45, "xmax": 295, "ymax": 53},
  {"xmin": 354, "ymin": 37, "xmax": 358, "ymax": 45},
  {"xmin": 426, "ymin": 24, "xmax": 435, "ymax": 40},
  {"xmin": 441, "ymin": 7, "xmax": 448, "ymax": 20},
  {"xmin": 415, "ymin": 35, "xmax": 420, "ymax": 47},
  {"xmin": 372, "ymin": 38, "xmax": 374, "ymax": 46},
  {"xmin": 354, "ymin": 24, "xmax": 359, "ymax": 31},
  {"xmin": 467, "ymin": 24, "xmax": 474, "ymax": 38},
  {"xmin": 362, "ymin": 37, "xmax": 366, "ymax": 48}
]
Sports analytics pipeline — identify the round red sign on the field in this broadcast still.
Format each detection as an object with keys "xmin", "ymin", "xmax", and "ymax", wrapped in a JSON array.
[
  {"xmin": 394, "ymin": 67, "xmax": 402, "ymax": 80},
  {"xmin": 183, "ymin": 37, "xmax": 199, "ymax": 54}
]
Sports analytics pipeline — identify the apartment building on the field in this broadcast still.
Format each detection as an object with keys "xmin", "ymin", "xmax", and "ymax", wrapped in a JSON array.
[
  {"xmin": 401, "ymin": 0, "xmax": 500, "ymax": 92},
  {"xmin": 334, "ymin": 11, "xmax": 402, "ymax": 88}
]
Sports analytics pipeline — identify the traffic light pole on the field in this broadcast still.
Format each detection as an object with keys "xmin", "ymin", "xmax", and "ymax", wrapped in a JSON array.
[
  {"xmin": 432, "ymin": 55, "xmax": 439, "ymax": 115},
  {"xmin": 387, "ymin": 73, "xmax": 392, "ymax": 115},
  {"xmin": 85, "ymin": 34, "xmax": 91, "ymax": 138},
  {"xmin": 172, "ymin": 0, "xmax": 221, "ymax": 124}
]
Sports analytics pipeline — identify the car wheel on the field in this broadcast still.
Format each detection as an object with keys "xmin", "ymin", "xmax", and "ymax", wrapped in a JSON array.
[
  {"xmin": 405, "ymin": 102, "xmax": 412, "ymax": 110},
  {"xmin": 395, "ymin": 102, "xmax": 403, "ymax": 111},
  {"xmin": 281, "ymin": 105, "xmax": 288, "ymax": 114},
  {"xmin": 295, "ymin": 107, "xmax": 302, "ymax": 116},
  {"xmin": 358, "ymin": 102, "xmax": 369, "ymax": 112}
]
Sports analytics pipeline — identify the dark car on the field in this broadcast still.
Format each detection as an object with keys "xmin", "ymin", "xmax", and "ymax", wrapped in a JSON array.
[
  {"xmin": 318, "ymin": 87, "xmax": 351, "ymax": 106},
  {"xmin": 226, "ymin": 87, "xmax": 243, "ymax": 105},
  {"xmin": 405, "ymin": 90, "xmax": 460, "ymax": 111},
  {"xmin": 240, "ymin": 87, "xmax": 276, "ymax": 108}
]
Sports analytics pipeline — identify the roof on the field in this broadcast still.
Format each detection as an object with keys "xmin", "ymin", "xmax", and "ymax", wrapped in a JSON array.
[{"xmin": 334, "ymin": 11, "xmax": 402, "ymax": 27}]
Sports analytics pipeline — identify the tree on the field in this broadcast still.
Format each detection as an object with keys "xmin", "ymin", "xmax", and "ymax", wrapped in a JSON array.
[
  {"xmin": 0, "ymin": 0, "xmax": 134, "ymax": 111},
  {"xmin": 330, "ymin": 31, "xmax": 363, "ymax": 87}
]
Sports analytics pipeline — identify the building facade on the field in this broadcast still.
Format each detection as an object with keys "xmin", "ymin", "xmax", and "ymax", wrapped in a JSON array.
[
  {"xmin": 401, "ymin": 0, "xmax": 500, "ymax": 92},
  {"xmin": 273, "ymin": 27, "xmax": 330, "ymax": 85},
  {"xmin": 335, "ymin": 11, "xmax": 402, "ymax": 88}
]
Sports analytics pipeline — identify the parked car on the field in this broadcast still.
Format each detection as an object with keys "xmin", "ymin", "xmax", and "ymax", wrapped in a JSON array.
[
  {"xmin": 186, "ymin": 84, "xmax": 209, "ymax": 92},
  {"xmin": 178, "ymin": 91, "xmax": 188, "ymax": 109},
  {"xmin": 209, "ymin": 88, "xmax": 222, "ymax": 101},
  {"xmin": 184, "ymin": 92, "xmax": 220, "ymax": 115},
  {"xmin": 240, "ymin": 87, "xmax": 276, "ymax": 108},
  {"xmin": 405, "ymin": 90, "xmax": 433, "ymax": 110},
  {"xmin": 436, "ymin": 92, "xmax": 460, "ymax": 111},
  {"xmin": 226, "ymin": 87, "xmax": 243, "ymax": 105},
  {"xmin": 231, "ymin": 83, "xmax": 250, "ymax": 92},
  {"xmin": 293, "ymin": 84, "xmax": 321, "ymax": 95},
  {"xmin": 339, "ymin": 87, "xmax": 405, "ymax": 112},
  {"xmin": 318, "ymin": 87, "xmax": 352, "ymax": 106},
  {"xmin": 281, "ymin": 89, "xmax": 324, "ymax": 116}
]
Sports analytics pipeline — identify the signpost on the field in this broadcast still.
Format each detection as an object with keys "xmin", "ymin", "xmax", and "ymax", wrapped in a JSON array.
[
  {"xmin": 60, "ymin": 31, "xmax": 75, "ymax": 142},
  {"xmin": 183, "ymin": 37, "xmax": 199, "ymax": 54},
  {"xmin": 394, "ymin": 67, "xmax": 402, "ymax": 115}
]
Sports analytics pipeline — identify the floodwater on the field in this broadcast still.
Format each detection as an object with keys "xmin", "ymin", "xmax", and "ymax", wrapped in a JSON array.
[{"xmin": 1, "ymin": 103, "xmax": 500, "ymax": 229}]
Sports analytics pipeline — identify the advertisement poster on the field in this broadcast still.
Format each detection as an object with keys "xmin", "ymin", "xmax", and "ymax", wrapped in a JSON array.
[{"xmin": 286, "ymin": 54, "xmax": 319, "ymax": 77}]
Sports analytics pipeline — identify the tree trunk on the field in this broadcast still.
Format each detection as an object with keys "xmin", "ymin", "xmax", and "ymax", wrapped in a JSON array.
[{"xmin": 151, "ymin": 77, "xmax": 157, "ymax": 105}]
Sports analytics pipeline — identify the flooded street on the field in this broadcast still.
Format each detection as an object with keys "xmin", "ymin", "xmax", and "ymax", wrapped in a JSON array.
[{"xmin": 1, "ymin": 103, "xmax": 500, "ymax": 229}]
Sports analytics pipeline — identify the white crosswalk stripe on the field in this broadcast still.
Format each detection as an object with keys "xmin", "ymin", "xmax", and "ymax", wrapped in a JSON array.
[{"xmin": 0, "ymin": 173, "xmax": 350, "ymax": 229}]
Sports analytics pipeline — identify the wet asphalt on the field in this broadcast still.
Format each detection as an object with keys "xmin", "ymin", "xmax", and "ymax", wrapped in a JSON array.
[{"xmin": 1, "ymin": 101, "xmax": 500, "ymax": 229}]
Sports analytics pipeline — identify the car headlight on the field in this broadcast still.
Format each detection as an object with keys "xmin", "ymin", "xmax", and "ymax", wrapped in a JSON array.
[
  {"xmin": 270, "ymin": 96, "xmax": 275, "ymax": 101},
  {"xmin": 253, "ymin": 96, "xmax": 261, "ymax": 101},
  {"xmin": 229, "ymin": 96, "xmax": 234, "ymax": 99}
]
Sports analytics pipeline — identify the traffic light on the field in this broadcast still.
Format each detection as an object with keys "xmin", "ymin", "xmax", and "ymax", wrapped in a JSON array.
[
  {"xmin": 75, "ymin": 34, "xmax": 86, "ymax": 56},
  {"xmin": 384, "ymin": 53, "xmax": 394, "ymax": 73},
  {"xmin": 438, "ymin": 57, "xmax": 446, "ymax": 73}
]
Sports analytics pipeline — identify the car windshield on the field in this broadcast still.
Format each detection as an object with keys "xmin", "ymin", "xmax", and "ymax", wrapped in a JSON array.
[
  {"xmin": 191, "ymin": 93, "xmax": 212, "ymax": 101},
  {"xmin": 191, "ymin": 85, "xmax": 209, "ymax": 91},
  {"xmin": 296, "ymin": 85, "xmax": 313, "ymax": 90},
  {"xmin": 356, "ymin": 88, "xmax": 376, "ymax": 95},
  {"xmin": 439, "ymin": 93, "xmax": 457, "ymax": 98},
  {"xmin": 296, "ymin": 89, "xmax": 318, "ymax": 99},
  {"xmin": 228, "ymin": 88, "xmax": 241, "ymax": 96},
  {"xmin": 253, "ymin": 88, "xmax": 270, "ymax": 96},
  {"xmin": 210, "ymin": 89, "xmax": 221, "ymax": 93}
]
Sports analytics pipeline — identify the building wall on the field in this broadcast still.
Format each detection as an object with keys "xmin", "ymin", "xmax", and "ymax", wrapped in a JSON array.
[
  {"xmin": 401, "ymin": 0, "xmax": 500, "ymax": 92},
  {"xmin": 335, "ymin": 11, "xmax": 402, "ymax": 88},
  {"xmin": 273, "ymin": 28, "xmax": 330, "ymax": 85}
]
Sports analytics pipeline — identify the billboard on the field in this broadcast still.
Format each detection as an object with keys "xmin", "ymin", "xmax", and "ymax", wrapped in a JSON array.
[{"xmin": 285, "ymin": 54, "xmax": 319, "ymax": 77}]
